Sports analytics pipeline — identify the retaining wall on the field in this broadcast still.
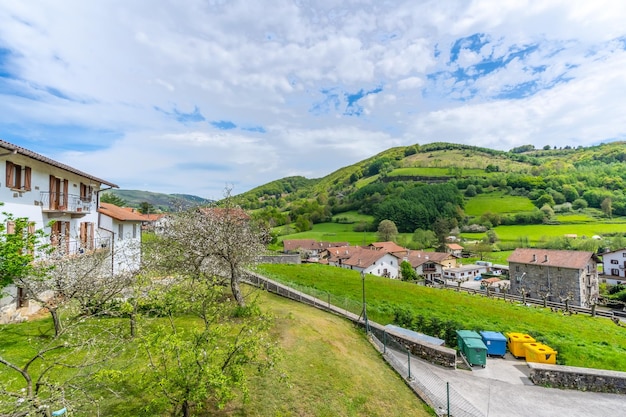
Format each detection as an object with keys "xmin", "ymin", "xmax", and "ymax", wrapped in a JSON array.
[
  {"xmin": 257, "ymin": 254, "xmax": 301, "ymax": 264},
  {"xmin": 528, "ymin": 363, "xmax": 626, "ymax": 394}
]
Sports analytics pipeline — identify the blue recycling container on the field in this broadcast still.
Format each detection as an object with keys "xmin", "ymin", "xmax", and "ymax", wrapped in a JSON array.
[{"xmin": 479, "ymin": 330, "xmax": 507, "ymax": 357}]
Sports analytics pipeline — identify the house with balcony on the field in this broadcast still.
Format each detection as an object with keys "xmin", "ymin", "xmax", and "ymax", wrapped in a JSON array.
[
  {"xmin": 0, "ymin": 139, "xmax": 122, "ymax": 319},
  {"xmin": 599, "ymin": 248, "xmax": 626, "ymax": 285},
  {"xmin": 403, "ymin": 251, "xmax": 458, "ymax": 284},
  {"xmin": 507, "ymin": 248, "xmax": 600, "ymax": 308}
]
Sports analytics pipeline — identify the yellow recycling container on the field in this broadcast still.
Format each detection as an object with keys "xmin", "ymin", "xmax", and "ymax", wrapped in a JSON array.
[
  {"xmin": 506, "ymin": 332, "xmax": 536, "ymax": 358},
  {"xmin": 525, "ymin": 343, "xmax": 558, "ymax": 364}
]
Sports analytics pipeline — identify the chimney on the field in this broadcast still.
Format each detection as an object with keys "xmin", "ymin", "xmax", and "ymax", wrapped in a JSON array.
[
  {"xmin": 544, "ymin": 254, "xmax": 548, "ymax": 262},
  {"xmin": 532, "ymin": 254, "xmax": 537, "ymax": 262}
]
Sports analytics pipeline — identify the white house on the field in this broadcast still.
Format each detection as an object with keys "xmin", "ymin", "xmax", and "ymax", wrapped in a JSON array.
[
  {"xmin": 600, "ymin": 248, "xmax": 626, "ymax": 285},
  {"xmin": 0, "ymin": 139, "xmax": 127, "ymax": 319},
  {"xmin": 442, "ymin": 264, "xmax": 487, "ymax": 282},
  {"xmin": 328, "ymin": 246, "xmax": 400, "ymax": 278},
  {"xmin": 403, "ymin": 251, "xmax": 458, "ymax": 284},
  {"xmin": 97, "ymin": 203, "xmax": 145, "ymax": 274}
]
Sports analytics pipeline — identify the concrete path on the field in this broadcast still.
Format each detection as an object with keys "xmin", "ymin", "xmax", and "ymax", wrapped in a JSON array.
[{"xmin": 408, "ymin": 353, "xmax": 626, "ymax": 417}]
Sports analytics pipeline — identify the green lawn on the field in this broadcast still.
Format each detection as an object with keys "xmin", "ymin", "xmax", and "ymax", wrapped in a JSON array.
[
  {"xmin": 0, "ymin": 290, "xmax": 433, "ymax": 417},
  {"xmin": 276, "ymin": 222, "xmax": 384, "ymax": 246},
  {"xmin": 257, "ymin": 263, "xmax": 626, "ymax": 373},
  {"xmin": 331, "ymin": 211, "xmax": 375, "ymax": 224},
  {"xmin": 464, "ymin": 192, "xmax": 536, "ymax": 216}
]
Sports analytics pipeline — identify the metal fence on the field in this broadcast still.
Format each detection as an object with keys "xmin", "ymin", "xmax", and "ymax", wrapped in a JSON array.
[
  {"xmin": 244, "ymin": 271, "xmax": 484, "ymax": 417},
  {"xmin": 369, "ymin": 326, "xmax": 484, "ymax": 417}
]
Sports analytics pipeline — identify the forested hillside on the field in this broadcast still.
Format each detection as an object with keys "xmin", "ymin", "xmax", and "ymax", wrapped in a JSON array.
[{"xmin": 236, "ymin": 141, "xmax": 626, "ymax": 245}]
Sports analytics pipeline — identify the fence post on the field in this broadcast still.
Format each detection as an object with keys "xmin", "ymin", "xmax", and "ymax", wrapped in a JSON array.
[
  {"xmin": 382, "ymin": 331, "xmax": 386, "ymax": 354},
  {"xmin": 407, "ymin": 349, "xmax": 411, "ymax": 380},
  {"xmin": 447, "ymin": 382, "xmax": 450, "ymax": 417}
]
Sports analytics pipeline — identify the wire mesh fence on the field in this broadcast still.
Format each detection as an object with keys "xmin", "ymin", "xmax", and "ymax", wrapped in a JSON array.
[
  {"xmin": 245, "ymin": 271, "xmax": 485, "ymax": 417},
  {"xmin": 369, "ymin": 326, "xmax": 484, "ymax": 417}
]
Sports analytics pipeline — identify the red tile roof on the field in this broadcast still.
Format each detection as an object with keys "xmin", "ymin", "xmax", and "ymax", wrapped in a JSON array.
[
  {"xmin": 404, "ymin": 251, "xmax": 452, "ymax": 267},
  {"xmin": 507, "ymin": 248, "xmax": 598, "ymax": 269},
  {"xmin": 98, "ymin": 203, "xmax": 145, "ymax": 222},
  {"xmin": 446, "ymin": 243, "xmax": 464, "ymax": 250},
  {"xmin": 369, "ymin": 241, "xmax": 407, "ymax": 253},
  {"xmin": 341, "ymin": 246, "xmax": 400, "ymax": 268},
  {"xmin": 283, "ymin": 239, "xmax": 349, "ymax": 252}
]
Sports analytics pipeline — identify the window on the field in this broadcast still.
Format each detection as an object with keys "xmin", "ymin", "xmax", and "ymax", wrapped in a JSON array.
[
  {"xmin": 612, "ymin": 269, "xmax": 620, "ymax": 276},
  {"xmin": 132, "ymin": 224, "xmax": 137, "ymax": 239},
  {"xmin": 51, "ymin": 221, "xmax": 70, "ymax": 253},
  {"xmin": 118, "ymin": 224, "xmax": 124, "ymax": 240},
  {"xmin": 80, "ymin": 183, "xmax": 93, "ymax": 202},
  {"xmin": 5, "ymin": 162, "xmax": 31, "ymax": 191},
  {"xmin": 80, "ymin": 222, "xmax": 94, "ymax": 250},
  {"xmin": 611, "ymin": 259, "xmax": 619, "ymax": 264},
  {"xmin": 623, "ymin": 253, "xmax": 626, "ymax": 258}
]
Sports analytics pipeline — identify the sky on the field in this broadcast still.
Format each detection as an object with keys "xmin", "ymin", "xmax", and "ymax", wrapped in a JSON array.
[{"xmin": 1, "ymin": 1, "xmax": 626, "ymax": 199}]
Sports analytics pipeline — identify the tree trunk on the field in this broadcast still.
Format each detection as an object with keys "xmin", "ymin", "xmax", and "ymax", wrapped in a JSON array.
[
  {"xmin": 230, "ymin": 266, "xmax": 245, "ymax": 307},
  {"xmin": 130, "ymin": 311, "xmax": 136, "ymax": 338},
  {"xmin": 49, "ymin": 308, "xmax": 62, "ymax": 337},
  {"xmin": 182, "ymin": 400, "xmax": 190, "ymax": 417}
]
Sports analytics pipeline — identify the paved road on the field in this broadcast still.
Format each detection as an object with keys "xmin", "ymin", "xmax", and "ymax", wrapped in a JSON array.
[{"xmin": 406, "ymin": 353, "xmax": 626, "ymax": 417}]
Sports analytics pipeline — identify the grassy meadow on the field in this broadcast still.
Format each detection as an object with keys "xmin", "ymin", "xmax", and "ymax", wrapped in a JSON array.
[
  {"xmin": 0, "ymin": 289, "xmax": 432, "ymax": 417},
  {"xmin": 463, "ymin": 192, "xmax": 536, "ymax": 216},
  {"xmin": 256, "ymin": 263, "xmax": 626, "ymax": 373}
]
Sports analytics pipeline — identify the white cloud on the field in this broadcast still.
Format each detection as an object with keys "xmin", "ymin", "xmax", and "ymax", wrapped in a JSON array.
[{"xmin": 0, "ymin": 0, "xmax": 625, "ymax": 197}]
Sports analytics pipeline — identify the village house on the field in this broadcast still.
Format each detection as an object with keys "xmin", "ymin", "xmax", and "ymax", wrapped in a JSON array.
[
  {"xmin": 599, "ymin": 248, "xmax": 626, "ymax": 285},
  {"xmin": 0, "ymin": 139, "xmax": 132, "ymax": 318},
  {"xmin": 97, "ymin": 203, "xmax": 145, "ymax": 274},
  {"xmin": 403, "ymin": 250, "xmax": 458, "ymax": 283},
  {"xmin": 283, "ymin": 239, "xmax": 349, "ymax": 262},
  {"xmin": 507, "ymin": 248, "xmax": 600, "ymax": 308},
  {"xmin": 327, "ymin": 246, "xmax": 400, "ymax": 278},
  {"xmin": 442, "ymin": 264, "xmax": 487, "ymax": 282},
  {"xmin": 445, "ymin": 243, "xmax": 464, "ymax": 257}
]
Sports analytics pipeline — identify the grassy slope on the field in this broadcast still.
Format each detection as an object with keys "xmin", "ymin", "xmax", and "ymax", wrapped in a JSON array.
[
  {"xmin": 229, "ymin": 289, "xmax": 433, "ymax": 417},
  {"xmin": 0, "ymin": 290, "xmax": 432, "ymax": 417},
  {"xmin": 256, "ymin": 264, "xmax": 626, "ymax": 372},
  {"xmin": 464, "ymin": 192, "xmax": 536, "ymax": 216}
]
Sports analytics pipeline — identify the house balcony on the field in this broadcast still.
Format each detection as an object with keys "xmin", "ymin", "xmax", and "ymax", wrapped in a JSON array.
[{"xmin": 40, "ymin": 192, "xmax": 92, "ymax": 215}]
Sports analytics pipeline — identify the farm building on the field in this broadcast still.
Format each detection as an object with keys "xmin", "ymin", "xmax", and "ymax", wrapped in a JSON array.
[{"xmin": 507, "ymin": 248, "xmax": 600, "ymax": 308}]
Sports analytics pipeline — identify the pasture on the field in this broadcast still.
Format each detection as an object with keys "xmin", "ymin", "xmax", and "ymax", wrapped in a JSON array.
[
  {"xmin": 257, "ymin": 263, "xmax": 626, "ymax": 372},
  {"xmin": 464, "ymin": 192, "xmax": 536, "ymax": 216}
]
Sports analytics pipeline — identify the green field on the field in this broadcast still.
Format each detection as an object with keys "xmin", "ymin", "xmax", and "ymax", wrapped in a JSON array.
[
  {"xmin": 331, "ymin": 210, "xmax": 375, "ymax": 224},
  {"xmin": 464, "ymin": 192, "xmax": 536, "ymax": 216},
  {"xmin": 467, "ymin": 222, "xmax": 626, "ymax": 244},
  {"xmin": 257, "ymin": 263, "xmax": 626, "ymax": 372},
  {"xmin": 277, "ymin": 221, "xmax": 382, "ymax": 246},
  {"xmin": 388, "ymin": 167, "xmax": 488, "ymax": 177}
]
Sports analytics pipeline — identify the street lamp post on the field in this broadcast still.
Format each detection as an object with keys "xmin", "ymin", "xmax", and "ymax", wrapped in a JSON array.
[{"xmin": 361, "ymin": 270, "xmax": 369, "ymax": 333}]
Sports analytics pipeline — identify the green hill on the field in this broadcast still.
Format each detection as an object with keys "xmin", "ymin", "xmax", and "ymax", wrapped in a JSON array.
[
  {"xmin": 105, "ymin": 189, "xmax": 213, "ymax": 212},
  {"xmin": 237, "ymin": 141, "xmax": 626, "ymax": 246}
]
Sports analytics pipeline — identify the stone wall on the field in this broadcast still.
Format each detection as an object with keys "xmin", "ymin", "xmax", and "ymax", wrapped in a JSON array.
[
  {"xmin": 257, "ymin": 254, "xmax": 301, "ymax": 264},
  {"xmin": 385, "ymin": 328, "xmax": 457, "ymax": 368},
  {"xmin": 528, "ymin": 362, "xmax": 626, "ymax": 394}
]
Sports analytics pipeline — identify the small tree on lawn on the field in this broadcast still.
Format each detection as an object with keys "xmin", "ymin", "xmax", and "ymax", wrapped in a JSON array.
[
  {"xmin": 400, "ymin": 260, "xmax": 417, "ymax": 282},
  {"xmin": 0, "ymin": 205, "xmax": 45, "ymax": 290},
  {"xmin": 139, "ymin": 279, "xmax": 279, "ymax": 416},
  {"xmin": 377, "ymin": 219, "xmax": 398, "ymax": 242}
]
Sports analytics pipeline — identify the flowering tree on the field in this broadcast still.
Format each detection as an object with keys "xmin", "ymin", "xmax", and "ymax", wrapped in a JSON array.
[{"xmin": 149, "ymin": 190, "xmax": 268, "ymax": 306}]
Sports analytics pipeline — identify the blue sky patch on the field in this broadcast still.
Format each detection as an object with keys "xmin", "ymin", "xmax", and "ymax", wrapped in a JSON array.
[
  {"xmin": 155, "ymin": 105, "xmax": 205, "ymax": 123},
  {"xmin": 309, "ymin": 87, "xmax": 341, "ymax": 115},
  {"xmin": 210, "ymin": 120, "xmax": 237, "ymax": 130},
  {"xmin": 1, "ymin": 124, "xmax": 120, "ymax": 154},
  {"xmin": 344, "ymin": 86, "xmax": 383, "ymax": 116},
  {"xmin": 450, "ymin": 33, "xmax": 488, "ymax": 63},
  {"xmin": 241, "ymin": 125, "xmax": 266, "ymax": 133}
]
